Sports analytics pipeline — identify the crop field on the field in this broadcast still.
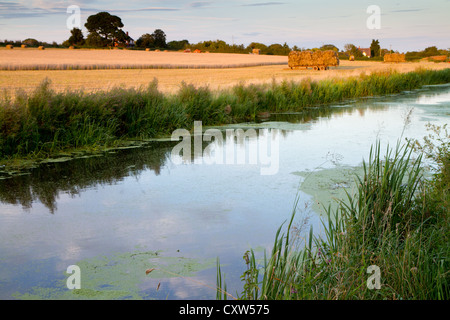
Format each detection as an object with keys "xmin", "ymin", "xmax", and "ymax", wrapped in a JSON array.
[
  {"xmin": 1, "ymin": 47, "xmax": 449, "ymax": 96},
  {"xmin": 0, "ymin": 47, "xmax": 287, "ymax": 70}
]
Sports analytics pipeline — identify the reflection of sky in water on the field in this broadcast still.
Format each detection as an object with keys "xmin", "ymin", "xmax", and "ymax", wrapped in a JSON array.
[{"xmin": 0, "ymin": 85, "xmax": 449, "ymax": 299}]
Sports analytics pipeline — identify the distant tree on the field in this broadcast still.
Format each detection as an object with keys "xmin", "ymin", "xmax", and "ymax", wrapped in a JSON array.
[
  {"xmin": 344, "ymin": 43, "xmax": 363, "ymax": 58},
  {"xmin": 320, "ymin": 44, "xmax": 339, "ymax": 52},
  {"xmin": 380, "ymin": 48, "xmax": 389, "ymax": 57},
  {"xmin": 67, "ymin": 28, "xmax": 84, "ymax": 46},
  {"xmin": 423, "ymin": 46, "xmax": 439, "ymax": 57},
  {"xmin": 370, "ymin": 39, "xmax": 381, "ymax": 57},
  {"xmin": 247, "ymin": 42, "xmax": 268, "ymax": 53},
  {"xmin": 22, "ymin": 38, "xmax": 39, "ymax": 47},
  {"xmin": 84, "ymin": 12, "xmax": 125, "ymax": 47},
  {"xmin": 267, "ymin": 43, "xmax": 290, "ymax": 55},
  {"xmin": 152, "ymin": 29, "xmax": 167, "ymax": 48},
  {"xmin": 136, "ymin": 33, "xmax": 155, "ymax": 48},
  {"xmin": 167, "ymin": 39, "xmax": 189, "ymax": 51}
]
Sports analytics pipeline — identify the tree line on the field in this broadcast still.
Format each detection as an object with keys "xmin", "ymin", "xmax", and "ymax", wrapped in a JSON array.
[{"xmin": 1, "ymin": 11, "xmax": 449, "ymax": 60}]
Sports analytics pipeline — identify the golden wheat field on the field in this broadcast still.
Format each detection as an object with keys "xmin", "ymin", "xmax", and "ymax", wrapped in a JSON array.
[
  {"xmin": 0, "ymin": 47, "xmax": 287, "ymax": 69},
  {"xmin": 1, "ymin": 47, "xmax": 449, "ymax": 96}
]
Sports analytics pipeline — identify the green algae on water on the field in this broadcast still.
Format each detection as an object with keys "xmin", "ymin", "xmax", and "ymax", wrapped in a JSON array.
[
  {"xmin": 12, "ymin": 250, "xmax": 216, "ymax": 300},
  {"xmin": 292, "ymin": 165, "xmax": 364, "ymax": 214}
]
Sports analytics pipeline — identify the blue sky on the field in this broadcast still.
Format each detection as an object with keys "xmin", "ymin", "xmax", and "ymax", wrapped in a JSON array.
[{"xmin": 1, "ymin": 0, "xmax": 449, "ymax": 52}]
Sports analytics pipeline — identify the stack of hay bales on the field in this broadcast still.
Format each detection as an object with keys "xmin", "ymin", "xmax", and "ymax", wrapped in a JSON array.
[
  {"xmin": 6, "ymin": 44, "xmax": 13, "ymax": 49},
  {"xmin": 428, "ymin": 55, "xmax": 447, "ymax": 62},
  {"xmin": 319, "ymin": 50, "xmax": 340, "ymax": 66},
  {"xmin": 288, "ymin": 50, "xmax": 339, "ymax": 70},
  {"xmin": 384, "ymin": 53, "xmax": 406, "ymax": 63}
]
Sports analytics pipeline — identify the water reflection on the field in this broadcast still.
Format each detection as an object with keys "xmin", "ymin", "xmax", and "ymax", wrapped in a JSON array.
[
  {"xmin": 0, "ymin": 142, "xmax": 172, "ymax": 213},
  {"xmin": 0, "ymin": 103, "xmax": 384, "ymax": 213}
]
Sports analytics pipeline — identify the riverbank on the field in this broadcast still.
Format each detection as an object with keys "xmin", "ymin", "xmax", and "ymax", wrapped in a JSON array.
[{"xmin": 1, "ymin": 68, "xmax": 450, "ymax": 170}]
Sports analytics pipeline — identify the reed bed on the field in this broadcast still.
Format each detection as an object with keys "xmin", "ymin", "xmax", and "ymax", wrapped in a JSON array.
[
  {"xmin": 217, "ymin": 138, "xmax": 449, "ymax": 300},
  {"xmin": 1, "ymin": 68, "xmax": 450, "ymax": 160}
]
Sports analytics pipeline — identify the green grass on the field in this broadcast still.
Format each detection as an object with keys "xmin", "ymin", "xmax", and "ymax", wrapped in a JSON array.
[
  {"xmin": 1, "ymin": 68, "xmax": 450, "ymax": 162},
  {"xmin": 217, "ymin": 136, "xmax": 449, "ymax": 300}
]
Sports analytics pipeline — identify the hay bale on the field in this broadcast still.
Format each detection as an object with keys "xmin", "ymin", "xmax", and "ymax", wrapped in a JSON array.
[
  {"xmin": 21, "ymin": 44, "xmax": 27, "ymax": 48},
  {"xmin": 288, "ymin": 50, "xmax": 339, "ymax": 69},
  {"xmin": 69, "ymin": 46, "xmax": 74, "ymax": 50},
  {"xmin": 154, "ymin": 49, "xmax": 160, "ymax": 52},
  {"xmin": 145, "ymin": 48, "xmax": 150, "ymax": 51},
  {"xmin": 38, "ymin": 46, "xmax": 45, "ymax": 50},
  {"xmin": 193, "ymin": 49, "xmax": 201, "ymax": 53},
  {"xmin": 6, "ymin": 44, "xmax": 13, "ymax": 49},
  {"xmin": 252, "ymin": 48, "xmax": 261, "ymax": 55},
  {"xmin": 349, "ymin": 55, "xmax": 355, "ymax": 61},
  {"xmin": 384, "ymin": 53, "xmax": 406, "ymax": 63},
  {"xmin": 428, "ymin": 55, "xmax": 447, "ymax": 62}
]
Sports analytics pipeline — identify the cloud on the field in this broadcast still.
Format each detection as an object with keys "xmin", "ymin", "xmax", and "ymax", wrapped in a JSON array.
[
  {"xmin": 241, "ymin": 2, "xmax": 286, "ymax": 7},
  {"xmin": 390, "ymin": 8, "xmax": 425, "ymax": 13},
  {"xmin": 112, "ymin": 7, "xmax": 180, "ymax": 12},
  {"xmin": 189, "ymin": 1, "xmax": 213, "ymax": 8}
]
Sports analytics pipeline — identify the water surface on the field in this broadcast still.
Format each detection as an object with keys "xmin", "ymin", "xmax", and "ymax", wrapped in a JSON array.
[{"xmin": 0, "ymin": 84, "xmax": 449, "ymax": 299}]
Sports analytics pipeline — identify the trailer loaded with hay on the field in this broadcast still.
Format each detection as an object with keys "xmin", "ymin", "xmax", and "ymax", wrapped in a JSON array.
[
  {"xmin": 384, "ymin": 53, "xmax": 406, "ymax": 63},
  {"xmin": 288, "ymin": 50, "xmax": 339, "ymax": 70}
]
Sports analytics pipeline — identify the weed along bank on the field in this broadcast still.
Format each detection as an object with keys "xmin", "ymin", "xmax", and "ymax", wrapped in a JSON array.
[{"xmin": 171, "ymin": 121, "xmax": 280, "ymax": 175}]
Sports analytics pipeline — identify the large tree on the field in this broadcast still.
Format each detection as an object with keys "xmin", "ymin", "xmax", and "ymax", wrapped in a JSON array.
[{"xmin": 84, "ymin": 12, "xmax": 125, "ymax": 47}]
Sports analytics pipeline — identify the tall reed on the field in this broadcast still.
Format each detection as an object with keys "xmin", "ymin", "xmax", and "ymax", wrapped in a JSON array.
[{"xmin": 217, "ymin": 140, "xmax": 449, "ymax": 300}]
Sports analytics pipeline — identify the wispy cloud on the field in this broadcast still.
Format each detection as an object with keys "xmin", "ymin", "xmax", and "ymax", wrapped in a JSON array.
[
  {"xmin": 111, "ymin": 7, "xmax": 180, "ymax": 12},
  {"xmin": 241, "ymin": 2, "xmax": 286, "ymax": 7},
  {"xmin": 189, "ymin": 1, "xmax": 213, "ymax": 8},
  {"xmin": 390, "ymin": 8, "xmax": 425, "ymax": 13}
]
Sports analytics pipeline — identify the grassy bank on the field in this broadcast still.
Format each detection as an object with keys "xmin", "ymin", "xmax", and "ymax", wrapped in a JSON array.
[
  {"xmin": 217, "ymin": 133, "xmax": 449, "ymax": 300},
  {"xmin": 1, "ymin": 68, "xmax": 450, "ymax": 162}
]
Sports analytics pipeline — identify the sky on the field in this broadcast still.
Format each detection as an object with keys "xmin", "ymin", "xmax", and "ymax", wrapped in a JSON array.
[{"xmin": 0, "ymin": 0, "xmax": 449, "ymax": 52}]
